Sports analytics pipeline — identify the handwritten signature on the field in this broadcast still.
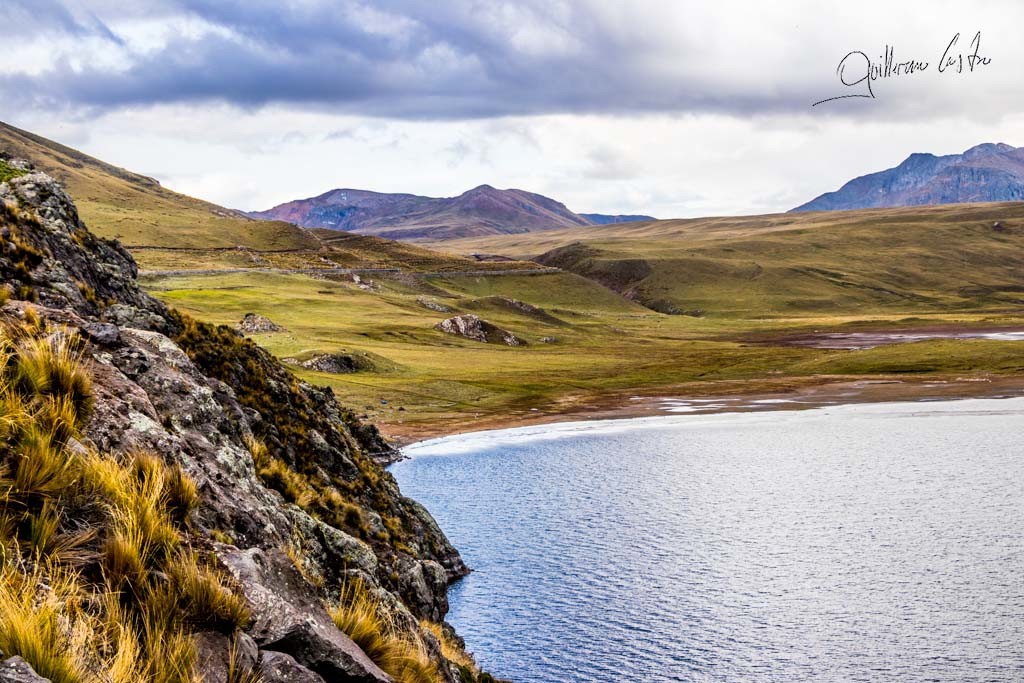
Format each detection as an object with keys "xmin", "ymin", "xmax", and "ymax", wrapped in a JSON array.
[{"xmin": 812, "ymin": 32, "xmax": 992, "ymax": 107}]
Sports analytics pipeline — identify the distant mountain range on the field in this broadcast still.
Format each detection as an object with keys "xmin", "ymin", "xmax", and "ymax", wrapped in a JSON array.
[
  {"xmin": 251, "ymin": 185, "xmax": 654, "ymax": 241},
  {"xmin": 579, "ymin": 213, "xmax": 656, "ymax": 225},
  {"xmin": 792, "ymin": 143, "xmax": 1024, "ymax": 212}
]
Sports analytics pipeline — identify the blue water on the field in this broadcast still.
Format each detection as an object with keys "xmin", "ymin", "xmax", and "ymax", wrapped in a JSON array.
[{"xmin": 392, "ymin": 399, "xmax": 1024, "ymax": 682}]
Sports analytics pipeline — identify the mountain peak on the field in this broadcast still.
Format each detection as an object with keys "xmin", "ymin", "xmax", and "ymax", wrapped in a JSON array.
[
  {"xmin": 253, "ymin": 185, "xmax": 596, "ymax": 240},
  {"xmin": 963, "ymin": 142, "xmax": 1015, "ymax": 156}
]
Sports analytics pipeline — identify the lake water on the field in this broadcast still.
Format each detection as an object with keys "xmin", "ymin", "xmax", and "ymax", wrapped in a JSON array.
[
  {"xmin": 779, "ymin": 329, "xmax": 1024, "ymax": 349},
  {"xmin": 392, "ymin": 399, "xmax": 1024, "ymax": 682}
]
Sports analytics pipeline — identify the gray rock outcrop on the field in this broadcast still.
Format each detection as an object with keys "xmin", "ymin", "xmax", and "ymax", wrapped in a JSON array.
[
  {"xmin": 416, "ymin": 296, "xmax": 453, "ymax": 313},
  {"xmin": 435, "ymin": 314, "xmax": 525, "ymax": 346},
  {"xmin": 237, "ymin": 312, "xmax": 284, "ymax": 333},
  {"xmin": 300, "ymin": 353, "xmax": 361, "ymax": 374},
  {"xmin": 260, "ymin": 651, "xmax": 328, "ymax": 683},
  {"xmin": 221, "ymin": 548, "xmax": 390, "ymax": 683}
]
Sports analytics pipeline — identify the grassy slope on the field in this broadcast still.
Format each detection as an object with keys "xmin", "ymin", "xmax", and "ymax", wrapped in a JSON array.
[
  {"xmin": 150, "ymin": 266, "xmax": 1024, "ymax": 439},
  {"xmin": 150, "ymin": 270, "xmax": 658, "ymax": 428},
  {"xmin": 432, "ymin": 203, "xmax": 1024, "ymax": 318},
  {"xmin": 132, "ymin": 233, "xmax": 544, "ymax": 273},
  {"xmin": 0, "ymin": 121, "xmax": 318, "ymax": 249},
  {"xmin": 0, "ymin": 120, "xmax": 545, "ymax": 272}
]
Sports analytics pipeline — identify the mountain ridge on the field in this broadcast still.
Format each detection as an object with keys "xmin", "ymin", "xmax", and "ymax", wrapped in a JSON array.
[
  {"xmin": 579, "ymin": 213, "xmax": 656, "ymax": 225},
  {"xmin": 252, "ymin": 185, "xmax": 654, "ymax": 241},
  {"xmin": 792, "ymin": 142, "xmax": 1024, "ymax": 212}
]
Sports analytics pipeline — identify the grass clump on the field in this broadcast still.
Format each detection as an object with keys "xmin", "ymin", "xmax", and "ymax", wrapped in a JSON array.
[
  {"xmin": 420, "ymin": 620, "xmax": 475, "ymax": 671},
  {"xmin": 11, "ymin": 332, "xmax": 94, "ymax": 423},
  {"xmin": 0, "ymin": 159, "xmax": 27, "ymax": 184},
  {"xmin": 247, "ymin": 435, "xmax": 315, "ymax": 509},
  {"xmin": 0, "ymin": 322, "xmax": 249, "ymax": 682},
  {"xmin": 328, "ymin": 578, "xmax": 440, "ymax": 683},
  {"xmin": 0, "ymin": 560, "xmax": 97, "ymax": 683}
]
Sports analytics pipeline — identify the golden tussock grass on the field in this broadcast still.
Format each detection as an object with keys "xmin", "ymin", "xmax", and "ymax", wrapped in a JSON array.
[
  {"xmin": 328, "ymin": 577, "xmax": 439, "ymax": 683},
  {"xmin": 420, "ymin": 620, "xmax": 476, "ymax": 672},
  {"xmin": 0, "ymin": 322, "xmax": 249, "ymax": 682}
]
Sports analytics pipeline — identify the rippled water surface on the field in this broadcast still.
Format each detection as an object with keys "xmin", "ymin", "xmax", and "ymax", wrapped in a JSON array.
[{"xmin": 392, "ymin": 399, "xmax": 1024, "ymax": 682}]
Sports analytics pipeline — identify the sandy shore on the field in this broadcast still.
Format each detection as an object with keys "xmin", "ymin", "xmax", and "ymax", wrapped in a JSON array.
[{"xmin": 381, "ymin": 373, "xmax": 1024, "ymax": 448}]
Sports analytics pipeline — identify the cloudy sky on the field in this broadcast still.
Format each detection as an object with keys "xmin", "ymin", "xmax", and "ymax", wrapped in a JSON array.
[{"xmin": 1, "ymin": 0, "xmax": 1021, "ymax": 218}]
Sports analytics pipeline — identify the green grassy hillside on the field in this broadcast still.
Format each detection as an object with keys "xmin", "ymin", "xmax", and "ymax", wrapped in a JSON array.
[
  {"xmin": 434, "ymin": 203, "xmax": 1024, "ymax": 318},
  {"xmin": 0, "ymin": 121, "xmax": 318, "ymax": 249},
  {"xmin": 150, "ymin": 265, "xmax": 1024, "ymax": 440}
]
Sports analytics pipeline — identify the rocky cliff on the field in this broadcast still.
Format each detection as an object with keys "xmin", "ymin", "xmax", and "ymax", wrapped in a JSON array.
[
  {"xmin": 792, "ymin": 143, "xmax": 1024, "ymax": 212},
  {"xmin": 0, "ymin": 154, "xmax": 490, "ymax": 683}
]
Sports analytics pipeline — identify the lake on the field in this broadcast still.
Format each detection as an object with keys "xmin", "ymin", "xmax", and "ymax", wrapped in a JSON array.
[{"xmin": 392, "ymin": 398, "xmax": 1024, "ymax": 682}]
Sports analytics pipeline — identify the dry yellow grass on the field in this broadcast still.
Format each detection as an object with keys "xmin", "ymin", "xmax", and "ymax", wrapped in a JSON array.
[
  {"xmin": 328, "ymin": 578, "xmax": 439, "ymax": 683},
  {"xmin": 420, "ymin": 620, "xmax": 475, "ymax": 671},
  {"xmin": 0, "ymin": 321, "xmax": 249, "ymax": 683}
]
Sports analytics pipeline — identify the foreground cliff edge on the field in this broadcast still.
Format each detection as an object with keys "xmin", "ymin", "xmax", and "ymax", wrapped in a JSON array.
[{"xmin": 0, "ymin": 155, "xmax": 497, "ymax": 682}]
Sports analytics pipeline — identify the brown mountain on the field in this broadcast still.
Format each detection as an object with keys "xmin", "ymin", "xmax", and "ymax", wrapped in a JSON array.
[
  {"xmin": 251, "ymin": 184, "xmax": 652, "ymax": 240},
  {"xmin": 792, "ymin": 143, "xmax": 1024, "ymax": 212}
]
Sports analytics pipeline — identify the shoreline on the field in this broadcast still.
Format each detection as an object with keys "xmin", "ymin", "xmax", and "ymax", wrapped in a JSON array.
[{"xmin": 380, "ymin": 373, "xmax": 1024, "ymax": 449}]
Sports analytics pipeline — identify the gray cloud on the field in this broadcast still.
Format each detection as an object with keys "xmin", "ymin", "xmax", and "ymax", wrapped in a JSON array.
[
  {"xmin": 3, "ymin": 0, "xmax": 1021, "ymax": 124},
  {"xmin": 0, "ymin": 0, "xmax": 856, "ymax": 119},
  {"xmin": 0, "ymin": 0, "xmax": 121, "ymax": 40}
]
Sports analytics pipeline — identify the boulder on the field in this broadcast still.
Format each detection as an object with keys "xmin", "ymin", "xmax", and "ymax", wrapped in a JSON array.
[
  {"xmin": 434, "ymin": 314, "xmax": 525, "ymax": 346},
  {"xmin": 193, "ymin": 631, "xmax": 259, "ymax": 683},
  {"xmin": 259, "ymin": 651, "xmax": 328, "ymax": 683},
  {"xmin": 81, "ymin": 321, "xmax": 121, "ymax": 346},
  {"xmin": 0, "ymin": 657, "xmax": 49, "ymax": 683},
  {"xmin": 396, "ymin": 557, "xmax": 450, "ymax": 623},
  {"xmin": 416, "ymin": 297, "xmax": 453, "ymax": 313},
  {"xmin": 237, "ymin": 313, "xmax": 284, "ymax": 333},
  {"xmin": 219, "ymin": 547, "xmax": 391, "ymax": 683},
  {"xmin": 300, "ymin": 354, "xmax": 360, "ymax": 374}
]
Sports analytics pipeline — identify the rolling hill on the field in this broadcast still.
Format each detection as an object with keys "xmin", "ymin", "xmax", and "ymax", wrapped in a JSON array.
[
  {"xmin": 251, "ymin": 184, "xmax": 653, "ymax": 240},
  {"xmin": 0, "ymin": 120, "xmax": 319, "ymax": 249},
  {"xmin": 793, "ymin": 143, "xmax": 1024, "ymax": 212},
  {"xmin": 430, "ymin": 202, "xmax": 1024, "ymax": 318}
]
